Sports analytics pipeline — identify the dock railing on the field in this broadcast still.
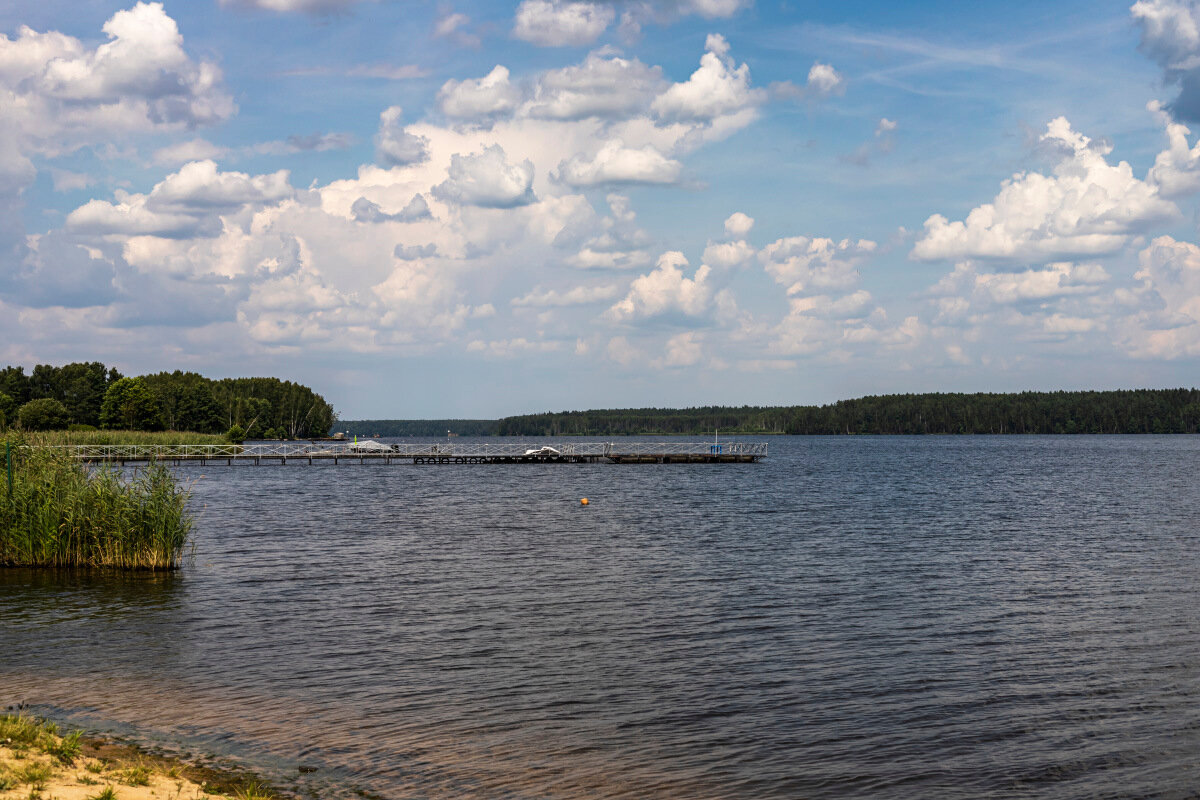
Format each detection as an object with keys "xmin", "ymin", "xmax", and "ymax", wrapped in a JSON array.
[{"xmin": 33, "ymin": 441, "xmax": 768, "ymax": 462}]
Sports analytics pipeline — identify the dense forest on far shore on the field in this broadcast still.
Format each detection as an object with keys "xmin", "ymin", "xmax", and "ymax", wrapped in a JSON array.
[
  {"xmin": 340, "ymin": 419, "xmax": 499, "ymax": 437},
  {"xmin": 495, "ymin": 390, "xmax": 1200, "ymax": 435},
  {"xmin": 341, "ymin": 390, "xmax": 1199, "ymax": 436},
  {"xmin": 0, "ymin": 362, "xmax": 336, "ymax": 438}
]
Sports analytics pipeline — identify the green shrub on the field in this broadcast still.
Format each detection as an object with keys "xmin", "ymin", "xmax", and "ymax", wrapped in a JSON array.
[
  {"xmin": 226, "ymin": 424, "xmax": 245, "ymax": 444},
  {"xmin": 17, "ymin": 399, "xmax": 69, "ymax": 431},
  {"xmin": 0, "ymin": 448, "xmax": 193, "ymax": 569},
  {"xmin": 100, "ymin": 378, "xmax": 162, "ymax": 431}
]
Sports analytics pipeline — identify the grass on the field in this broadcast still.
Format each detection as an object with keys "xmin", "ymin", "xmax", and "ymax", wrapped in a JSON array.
[
  {"xmin": 117, "ymin": 764, "xmax": 151, "ymax": 786},
  {"xmin": 0, "ymin": 714, "xmax": 59, "ymax": 749},
  {"xmin": 0, "ymin": 441, "xmax": 193, "ymax": 570},
  {"xmin": 232, "ymin": 781, "xmax": 273, "ymax": 800},
  {"xmin": 22, "ymin": 430, "xmax": 229, "ymax": 447},
  {"xmin": 48, "ymin": 730, "xmax": 82, "ymax": 764},
  {"xmin": 16, "ymin": 761, "xmax": 52, "ymax": 789},
  {"xmin": 0, "ymin": 713, "xmax": 280, "ymax": 800}
]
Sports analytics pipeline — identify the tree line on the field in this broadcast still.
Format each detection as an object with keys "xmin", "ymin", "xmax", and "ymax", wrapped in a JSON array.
[
  {"xmin": 494, "ymin": 390, "xmax": 1200, "ymax": 436},
  {"xmin": 0, "ymin": 362, "xmax": 336, "ymax": 439},
  {"xmin": 339, "ymin": 419, "xmax": 500, "ymax": 437}
]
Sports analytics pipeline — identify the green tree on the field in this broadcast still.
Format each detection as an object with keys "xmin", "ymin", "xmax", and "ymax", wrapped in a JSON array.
[
  {"xmin": 0, "ymin": 366, "xmax": 29, "ymax": 406},
  {"xmin": 18, "ymin": 398, "xmax": 70, "ymax": 431},
  {"xmin": 100, "ymin": 378, "xmax": 162, "ymax": 431},
  {"xmin": 0, "ymin": 391, "xmax": 15, "ymax": 424}
]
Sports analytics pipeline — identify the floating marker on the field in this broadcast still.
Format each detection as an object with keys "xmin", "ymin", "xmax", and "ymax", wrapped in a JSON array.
[{"xmin": 580, "ymin": 497, "xmax": 589, "ymax": 505}]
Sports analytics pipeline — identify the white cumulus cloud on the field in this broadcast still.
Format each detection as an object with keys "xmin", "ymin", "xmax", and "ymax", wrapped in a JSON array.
[
  {"xmin": 760, "ymin": 236, "xmax": 877, "ymax": 296},
  {"xmin": 651, "ymin": 34, "xmax": 765, "ymax": 121},
  {"xmin": 375, "ymin": 106, "xmax": 430, "ymax": 167},
  {"xmin": 513, "ymin": 0, "xmax": 615, "ymax": 47},
  {"xmin": 438, "ymin": 65, "xmax": 525, "ymax": 121},
  {"xmin": 433, "ymin": 144, "xmax": 537, "ymax": 208},
  {"xmin": 912, "ymin": 117, "xmax": 1179, "ymax": 261},
  {"xmin": 555, "ymin": 139, "xmax": 682, "ymax": 186},
  {"xmin": 607, "ymin": 250, "xmax": 713, "ymax": 321},
  {"xmin": 526, "ymin": 50, "xmax": 665, "ymax": 120}
]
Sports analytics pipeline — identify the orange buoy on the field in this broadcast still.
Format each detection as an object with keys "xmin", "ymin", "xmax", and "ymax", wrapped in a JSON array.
[{"xmin": 580, "ymin": 497, "xmax": 589, "ymax": 505}]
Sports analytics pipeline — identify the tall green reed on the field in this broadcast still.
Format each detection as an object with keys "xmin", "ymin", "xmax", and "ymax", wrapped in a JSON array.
[
  {"xmin": 0, "ymin": 438, "xmax": 193, "ymax": 569},
  {"xmin": 27, "ymin": 429, "xmax": 228, "ymax": 447}
]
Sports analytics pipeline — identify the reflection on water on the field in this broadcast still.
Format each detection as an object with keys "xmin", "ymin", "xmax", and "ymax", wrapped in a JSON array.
[{"xmin": 3, "ymin": 436, "xmax": 1200, "ymax": 799}]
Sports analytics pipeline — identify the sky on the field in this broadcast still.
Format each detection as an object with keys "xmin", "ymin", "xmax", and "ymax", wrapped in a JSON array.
[{"xmin": 2, "ymin": 0, "xmax": 1200, "ymax": 418}]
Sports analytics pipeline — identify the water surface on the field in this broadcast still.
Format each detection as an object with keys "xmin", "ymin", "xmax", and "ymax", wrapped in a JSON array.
[{"xmin": 3, "ymin": 435, "xmax": 1200, "ymax": 798}]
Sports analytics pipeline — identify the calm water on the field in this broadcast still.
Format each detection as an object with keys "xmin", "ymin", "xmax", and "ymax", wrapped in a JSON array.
[{"xmin": 3, "ymin": 436, "xmax": 1200, "ymax": 799}]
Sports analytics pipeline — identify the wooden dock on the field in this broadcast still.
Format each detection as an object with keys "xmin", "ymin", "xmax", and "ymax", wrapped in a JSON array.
[{"xmin": 37, "ymin": 441, "xmax": 767, "ymax": 466}]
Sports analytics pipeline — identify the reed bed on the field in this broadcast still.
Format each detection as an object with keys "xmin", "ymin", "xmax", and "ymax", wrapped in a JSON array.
[
  {"xmin": 0, "ymin": 441, "xmax": 193, "ymax": 569},
  {"xmin": 27, "ymin": 429, "xmax": 229, "ymax": 446}
]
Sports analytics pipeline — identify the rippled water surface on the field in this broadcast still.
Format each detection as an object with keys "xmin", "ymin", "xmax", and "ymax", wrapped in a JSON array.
[{"xmin": 4, "ymin": 435, "xmax": 1200, "ymax": 798}]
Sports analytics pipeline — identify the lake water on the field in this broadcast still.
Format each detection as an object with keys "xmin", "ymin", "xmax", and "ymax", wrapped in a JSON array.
[{"xmin": 3, "ymin": 435, "xmax": 1200, "ymax": 799}]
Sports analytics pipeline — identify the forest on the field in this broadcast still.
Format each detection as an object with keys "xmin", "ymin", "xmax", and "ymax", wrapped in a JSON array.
[
  {"xmin": 0, "ymin": 362, "xmax": 336, "ymax": 438},
  {"xmin": 339, "ymin": 419, "xmax": 499, "ymax": 437},
  {"xmin": 494, "ymin": 390, "xmax": 1200, "ymax": 436}
]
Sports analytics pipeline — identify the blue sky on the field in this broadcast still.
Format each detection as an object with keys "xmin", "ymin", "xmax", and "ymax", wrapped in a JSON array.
[{"xmin": 1, "ymin": 0, "xmax": 1199, "ymax": 418}]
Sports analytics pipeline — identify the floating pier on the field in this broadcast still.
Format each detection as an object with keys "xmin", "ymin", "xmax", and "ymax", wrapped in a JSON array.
[{"xmin": 40, "ymin": 441, "xmax": 767, "ymax": 466}]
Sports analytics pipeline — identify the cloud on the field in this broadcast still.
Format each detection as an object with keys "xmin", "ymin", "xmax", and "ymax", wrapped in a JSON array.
[
  {"xmin": 929, "ymin": 261, "xmax": 1110, "ymax": 311},
  {"xmin": 513, "ymin": 0, "xmax": 615, "ymax": 47},
  {"xmin": 218, "ymin": 0, "xmax": 362, "ymax": 12},
  {"xmin": 7, "ymin": 3, "xmax": 236, "ymax": 136},
  {"xmin": 702, "ymin": 239, "xmax": 755, "ymax": 269},
  {"xmin": 393, "ymin": 243, "xmax": 438, "ymax": 260},
  {"xmin": 651, "ymin": 34, "xmax": 766, "ymax": 121},
  {"xmin": 0, "ymin": 232, "xmax": 120, "ymax": 308},
  {"xmin": 146, "ymin": 160, "xmax": 293, "ymax": 212},
  {"xmin": 66, "ymin": 160, "xmax": 293, "ymax": 238},
  {"xmin": 760, "ymin": 236, "xmax": 877, "ymax": 296},
  {"xmin": 467, "ymin": 337, "xmax": 561, "ymax": 356},
  {"xmin": 1131, "ymin": 0, "xmax": 1200, "ymax": 121},
  {"xmin": 512, "ymin": 283, "xmax": 620, "ymax": 306},
  {"xmin": 724, "ymin": 212, "xmax": 754, "ymax": 236},
  {"xmin": 0, "ymin": 3, "xmax": 234, "ymax": 266},
  {"xmin": 565, "ymin": 193, "xmax": 653, "ymax": 269},
  {"xmin": 555, "ymin": 139, "xmax": 682, "ymax": 186},
  {"xmin": 433, "ymin": 144, "xmax": 537, "ymax": 208},
  {"xmin": 616, "ymin": 0, "xmax": 750, "ymax": 41},
  {"xmin": 49, "ymin": 169, "xmax": 96, "ymax": 193},
  {"xmin": 1147, "ymin": 100, "xmax": 1200, "ymax": 197},
  {"xmin": 351, "ymin": 193, "xmax": 431, "ymax": 223},
  {"xmin": 912, "ymin": 117, "xmax": 1179, "ymax": 261},
  {"xmin": 280, "ymin": 63, "xmax": 428, "ymax": 80},
  {"xmin": 876, "ymin": 118, "xmax": 897, "ymax": 136},
  {"xmin": 375, "ymin": 106, "xmax": 430, "ymax": 167},
  {"xmin": 254, "ymin": 132, "xmax": 355, "ymax": 155},
  {"xmin": 770, "ymin": 61, "xmax": 846, "ymax": 102},
  {"xmin": 153, "ymin": 138, "xmax": 229, "ymax": 165},
  {"xmin": 806, "ymin": 62, "xmax": 845, "ymax": 96},
  {"xmin": 526, "ymin": 50, "xmax": 665, "ymax": 120},
  {"xmin": 658, "ymin": 330, "xmax": 704, "ymax": 366},
  {"xmin": 438, "ymin": 65, "xmax": 525, "ymax": 121},
  {"xmin": 607, "ymin": 250, "xmax": 713, "ymax": 321},
  {"xmin": 1119, "ymin": 235, "xmax": 1200, "ymax": 357},
  {"xmin": 434, "ymin": 9, "xmax": 481, "ymax": 48}
]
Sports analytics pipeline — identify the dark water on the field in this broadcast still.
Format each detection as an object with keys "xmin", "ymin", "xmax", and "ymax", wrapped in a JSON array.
[{"xmin": 4, "ymin": 435, "xmax": 1200, "ymax": 799}]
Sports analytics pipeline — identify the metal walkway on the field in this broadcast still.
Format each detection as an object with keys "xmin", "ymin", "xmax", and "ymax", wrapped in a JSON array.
[{"xmin": 36, "ymin": 441, "xmax": 767, "ymax": 465}]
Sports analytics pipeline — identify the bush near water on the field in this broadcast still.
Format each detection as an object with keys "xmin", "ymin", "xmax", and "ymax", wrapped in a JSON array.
[{"xmin": 0, "ymin": 435, "xmax": 192, "ymax": 569}]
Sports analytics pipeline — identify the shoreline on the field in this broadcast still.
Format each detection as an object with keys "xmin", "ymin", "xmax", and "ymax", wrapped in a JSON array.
[{"xmin": 0, "ymin": 711, "xmax": 286, "ymax": 800}]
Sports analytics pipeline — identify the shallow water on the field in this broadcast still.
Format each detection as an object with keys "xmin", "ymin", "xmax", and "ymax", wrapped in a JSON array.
[{"xmin": 3, "ymin": 435, "xmax": 1200, "ymax": 798}]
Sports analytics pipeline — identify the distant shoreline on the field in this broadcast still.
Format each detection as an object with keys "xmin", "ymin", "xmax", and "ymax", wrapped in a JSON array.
[{"xmin": 337, "ymin": 388, "xmax": 1200, "ymax": 437}]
